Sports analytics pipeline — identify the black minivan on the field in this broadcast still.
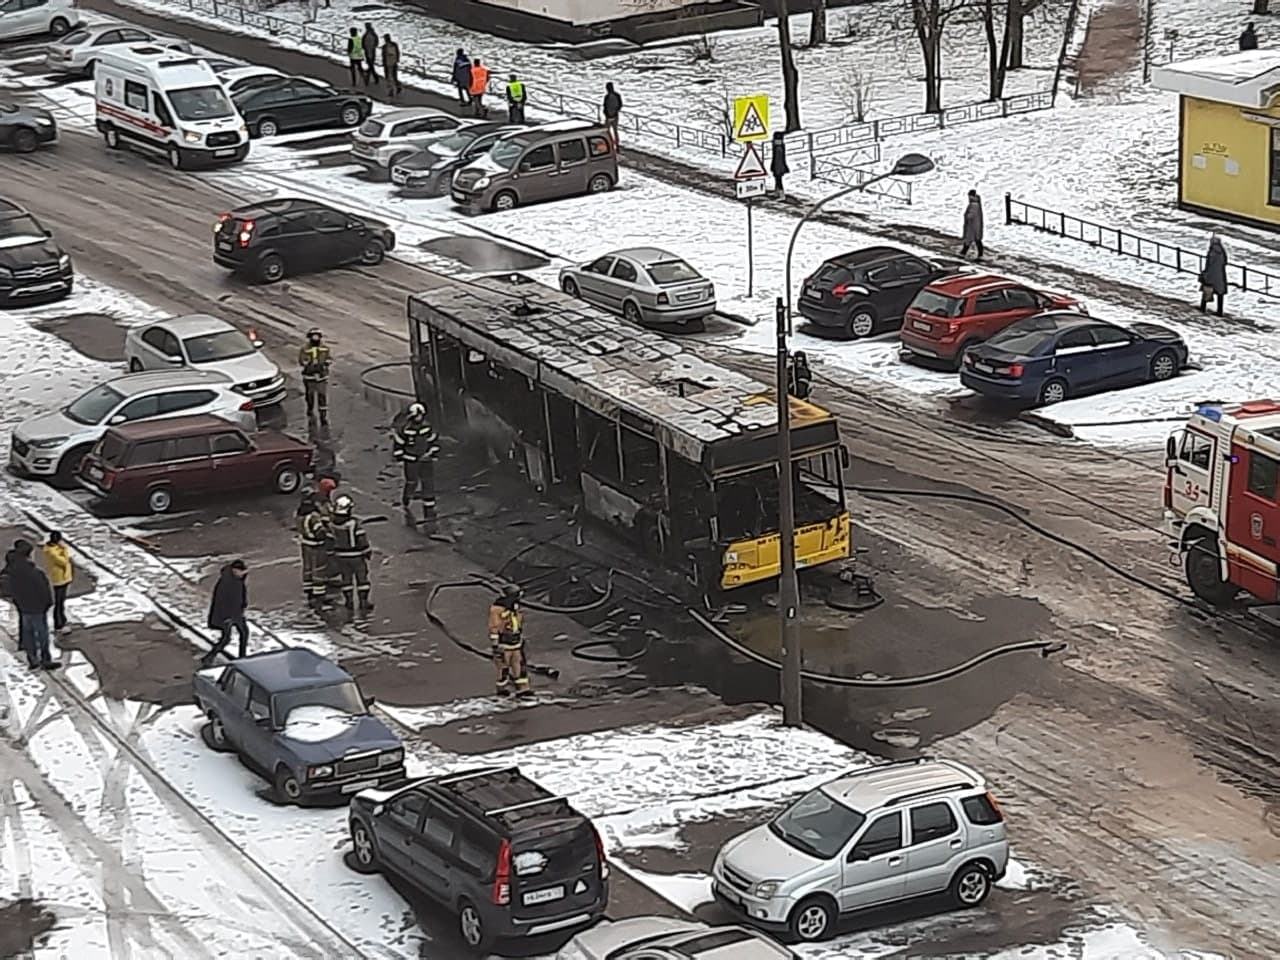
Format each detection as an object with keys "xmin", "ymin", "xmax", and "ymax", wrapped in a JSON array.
[
  {"xmin": 348, "ymin": 765, "xmax": 609, "ymax": 952},
  {"xmin": 213, "ymin": 197, "xmax": 396, "ymax": 284}
]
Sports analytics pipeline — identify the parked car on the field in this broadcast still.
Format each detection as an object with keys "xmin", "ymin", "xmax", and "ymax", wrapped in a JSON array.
[
  {"xmin": 960, "ymin": 311, "xmax": 1188, "ymax": 406},
  {"xmin": 899, "ymin": 273, "xmax": 1081, "ymax": 369},
  {"xmin": 192, "ymin": 648, "xmax": 405, "ymax": 803},
  {"xmin": 557, "ymin": 917, "xmax": 797, "ymax": 960},
  {"xmin": 391, "ymin": 122, "xmax": 521, "ymax": 196},
  {"xmin": 233, "ymin": 77, "xmax": 371, "ymax": 138},
  {"xmin": 1, "ymin": 102, "xmax": 57, "ymax": 154},
  {"xmin": 45, "ymin": 23, "xmax": 189, "ymax": 76},
  {"xmin": 348, "ymin": 765, "xmax": 609, "ymax": 951},
  {"xmin": 711, "ymin": 758, "xmax": 1008, "ymax": 943},
  {"xmin": 213, "ymin": 198, "xmax": 395, "ymax": 284},
  {"xmin": 797, "ymin": 246, "xmax": 966, "ymax": 339},
  {"xmin": 0, "ymin": 0, "xmax": 78, "ymax": 41},
  {"xmin": 77, "ymin": 414, "xmax": 312, "ymax": 513},
  {"xmin": 559, "ymin": 248, "xmax": 716, "ymax": 328},
  {"xmin": 0, "ymin": 198, "xmax": 73, "ymax": 307},
  {"xmin": 124, "ymin": 314, "xmax": 285, "ymax": 407},
  {"xmin": 10, "ymin": 370, "xmax": 255, "ymax": 485},
  {"xmin": 216, "ymin": 65, "xmax": 283, "ymax": 98},
  {"xmin": 349, "ymin": 107, "xmax": 463, "ymax": 174},
  {"xmin": 451, "ymin": 120, "xmax": 617, "ymax": 213}
]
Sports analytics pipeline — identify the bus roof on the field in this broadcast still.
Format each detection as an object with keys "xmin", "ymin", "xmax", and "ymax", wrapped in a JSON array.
[{"xmin": 407, "ymin": 278, "xmax": 837, "ymax": 468}]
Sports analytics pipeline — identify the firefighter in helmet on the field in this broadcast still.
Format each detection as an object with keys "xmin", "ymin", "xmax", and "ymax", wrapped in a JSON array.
[
  {"xmin": 327, "ymin": 494, "xmax": 373, "ymax": 614},
  {"xmin": 488, "ymin": 584, "xmax": 532, "ymax": 698},
  {"xmin": 296, "ymin": 492, "xmax": 331, "ymax": 612},
  {"xmin": 298, "ymin": 328, "xmax": 331, "ymax": 426},
  {"xmin": 391, "ymin": 402, "xmax": 440, "ymax": 524}
]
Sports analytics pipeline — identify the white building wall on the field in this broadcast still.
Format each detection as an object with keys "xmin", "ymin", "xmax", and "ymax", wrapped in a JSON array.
[{"xmin": 476, "ymin": 0, "xmax": 698, "ymax": 26}]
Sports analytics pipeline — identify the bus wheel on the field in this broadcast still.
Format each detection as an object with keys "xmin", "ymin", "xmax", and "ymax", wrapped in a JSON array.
[{"xmin": 1185, "ymin": 531, "xmax": 1238, "ymax": 607}]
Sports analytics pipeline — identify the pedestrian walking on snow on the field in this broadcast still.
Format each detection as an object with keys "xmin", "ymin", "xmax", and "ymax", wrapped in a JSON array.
[
  {"xmin": 204, "ymin": 560, "xmax": 249, "ymax": 664},
  {"xmin": 1199, "ymin": 234, "xmax": 1228, "ymax": 316},
  {"xmin": 469, "ymin": 58, "xmax": 489, "ymax": 117},
  {"xmin": 770, "ymin": 130, "xmax": 789, "ymax": 198},
  {"xmin": 1240, "ymin": 22, "xmax": 1259, "ymax": 50},
  {"xmin": 306, "ymin": 0, "xmax": 319, "ymax": 23},
  {"xmin": 505, "ymin": 74, "xmax": 526, "ymax": 124},
  {"xmin": 0, "ymin": 542, "xmax": 24, "ymax": 651},
  {"xmin": 8, "ymin": 540, "xmax": 58, "ymax": 671},
  {"xmin": 382, "ymin": 33, "xmax": 402, "ymax": 97},
  {"xmin": 960, "ymin": 189, "xmax": 984, "ymax": 260},
  {"xmin": 362, "ymin": 23, "xmax": 379, "ymax": 84},
  {"xmin": 602, "ymin": 81, "xmax": 622, "ymax": 148},
  {"xmin": 347, "ymin": 28, "xmax": 365, "ymax": 87},
  {"xmin": 43, "ymin": 531, "xmax": 72, "ymax": 633},
  {"xmin": 452, "ymin": 49, "xmax": 472, "ymax": 105}
]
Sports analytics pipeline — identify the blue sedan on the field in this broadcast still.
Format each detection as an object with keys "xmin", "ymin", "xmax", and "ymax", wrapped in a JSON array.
[{"xmin": 959, "ymin": 311, "xmax": 1188, "ymax": 406}]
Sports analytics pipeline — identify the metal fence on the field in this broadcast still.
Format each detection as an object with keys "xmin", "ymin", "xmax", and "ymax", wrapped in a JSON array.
[{"xmin": 1004, "ymin": 195, "xmax": 1280, "ymax": 299}]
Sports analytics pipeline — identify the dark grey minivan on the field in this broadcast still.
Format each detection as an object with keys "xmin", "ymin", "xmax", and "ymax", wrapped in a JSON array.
[{"xmin": 450, "ymin": 120, "xmax": 618, "ymax": 213}]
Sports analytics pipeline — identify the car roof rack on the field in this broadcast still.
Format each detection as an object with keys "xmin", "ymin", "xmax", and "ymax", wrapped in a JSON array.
[
  {"xmin": 485, "ymin": 796, "xmax": 567, "ymax": 817},
  {"xmin": 883, "ymin": 782, "xmax": 975, "ymax": 807},
  {"xmin": 436, "ymin": 765, "xmax": 516, "ymax": 785}
]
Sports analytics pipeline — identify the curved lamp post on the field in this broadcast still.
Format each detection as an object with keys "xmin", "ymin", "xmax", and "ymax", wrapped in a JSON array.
[{"xmin": 776, "ymin": 153, "xmax": 935, "ymax": 728}]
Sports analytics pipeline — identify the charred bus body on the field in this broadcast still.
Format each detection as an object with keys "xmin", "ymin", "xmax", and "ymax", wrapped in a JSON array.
[{"xmin": 407, "ymin": 277, "xmax": 851, "ymax": 590}]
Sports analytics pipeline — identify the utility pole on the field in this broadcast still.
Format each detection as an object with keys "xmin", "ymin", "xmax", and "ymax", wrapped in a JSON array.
[{"xmin": 776, "ymin": 296, "xmax": 802, "ymax": 727}]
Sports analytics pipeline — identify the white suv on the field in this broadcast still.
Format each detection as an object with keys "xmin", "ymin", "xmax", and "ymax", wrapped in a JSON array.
[
  {"xmin": 0, "ymin": 0, "xmax": 78, "ymax": 41},
  {"xmin": 10, "ymin": 369, "xmax": 256, "ymax": 484},
  {"xmin": 711, "ymin": 758, "xmax": 1009, "ymax": 942}
]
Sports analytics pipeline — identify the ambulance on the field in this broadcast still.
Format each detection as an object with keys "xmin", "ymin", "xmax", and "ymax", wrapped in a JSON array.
[
  {"xmin": 1164, "ymin": 400, "xmax": 1280, "ymax": 606},
  {"xmin": 94, "ymin": 45, "xmax": 248, "ymax": 169}
]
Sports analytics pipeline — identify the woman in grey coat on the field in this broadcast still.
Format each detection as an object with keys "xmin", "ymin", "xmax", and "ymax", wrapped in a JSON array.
[
  {"xmin": 1199, "ymin": 234, "xmax": 1228, "ymax": 316},
  {"xmin": 960, "ymin": 190, "xmax": 984, "ymax": 260}
]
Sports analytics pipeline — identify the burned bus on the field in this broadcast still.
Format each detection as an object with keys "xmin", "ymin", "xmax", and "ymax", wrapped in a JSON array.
[{"xmin": 406, "ymin": 276, "xmax": 851, "ymax": 590}]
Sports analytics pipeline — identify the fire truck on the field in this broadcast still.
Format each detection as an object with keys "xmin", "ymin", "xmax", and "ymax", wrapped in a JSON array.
[{"xmin": 1164, "ymin": 400, "xmax": 1280, "ymax": 607}]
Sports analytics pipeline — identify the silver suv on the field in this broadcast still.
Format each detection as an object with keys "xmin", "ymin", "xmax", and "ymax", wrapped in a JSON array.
[{"xmin": 711, "ymin": 758, "xmax": 1008, "ymax": 943}]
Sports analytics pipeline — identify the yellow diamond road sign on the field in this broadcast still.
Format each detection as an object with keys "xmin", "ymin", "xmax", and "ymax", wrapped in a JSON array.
[{"xmin": 732, "ymin": 94, "xmax": 769, "ymax": 142}]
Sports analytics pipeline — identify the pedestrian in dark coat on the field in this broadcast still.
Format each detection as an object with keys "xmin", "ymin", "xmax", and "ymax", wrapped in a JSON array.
[
  {"xmin": 8, "ymin": 540, "xmax": 58, "ymax": 670},
  {"xmin": 452, "ymin": 49, "xmax": 472, "ymax": 105},
  {"xmin": 204, "ymin": 560, "xmax": 249, "ymax": 664},
  {"xmin": 382, "ymin": 33, "xmax": 401, "ymax": 97},
  {"xmin": 1199, "ymin": 234, "xmax": 1228, "ymax": 316},
  {"xmin": 1240, "ymin": 23, "xmax": 1259, "ymax": 50},
  {"xmin": 362, "ymin": 23, "xmax": 379, "ymax": 84},
  {"xmin": 602, "ymin": 81, "xmax": 622, "ymax": 148},
  {"xmin": 1, "ymin": 543, "xmax": 27, "ymax": 653},
  {"xmin": 960, "ymin": 189, "xmax": 984, "ymax": 260},
  {"xmin": 770, "ymin": 130, "xmax": 789, "ymax": 197}
]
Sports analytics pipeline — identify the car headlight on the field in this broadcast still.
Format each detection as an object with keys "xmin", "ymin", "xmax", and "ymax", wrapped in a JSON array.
[
  {"xmin": 58, "ymin": 254, "xmax": 71, "ymax": 269},
  {"xmin": 753, "ymin": 880, "xmax": 782, "ymax": 899},
  {"xmin": 34, "ymin": 117, "xmax": 53, "ymax": 126},
  {"xmin": 307, "ymin": 764, "xmax": 334, "ymax": 780},
  {"xmin": 474, "ymin": 176, "xmax": 491, "ymax": 189},
  {"xmin": 30, "ymin": 436, "xmax": 69, "ymax": 449},
  {"xmin": 238, "ymin": 123, "xmax": 247, "ymax": 136},
  {"xmin": 379, "ymin": 748, "xmax": 403, "ymax": 767},
  {"xmin": 183, "ymin": 129, "xmax": 202, "ymax": 144}
]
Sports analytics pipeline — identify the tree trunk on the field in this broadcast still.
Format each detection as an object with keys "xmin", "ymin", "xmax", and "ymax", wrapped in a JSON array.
[
  {"xmin": 777, "ymin": 3, "xmax": 803, "ymax": 131},
  {"xmin": 983, "ymin": 0, "xmax": 1000, "ymax": 99},
  {"xmin": 1252, "ymin": 0, "xmax": 1269, "ymax": 14},
  {"xmin": 1007, "ymin": 0, "xmax": 1037, "ymax": 69},
  {"xmin": 809, "ymin": 0, "xmax": 828, "ymax": 46},
  {"xmin": 911, "ymin": 1, "xmax": 945, "ymax": 113}
]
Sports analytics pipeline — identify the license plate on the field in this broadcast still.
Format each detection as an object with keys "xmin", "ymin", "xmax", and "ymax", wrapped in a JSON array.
[
  {"xmin": 214, "ymin": 148, "xmax": 235, "ymax": 157},
  {"xmin": 975, "ymin": 362, "xmax": 994, "ymax": 374},
  {"xmin": 217, "ymin": 240, "xmax": 232, "ymax": 251},
  {"xmin": 523, "ymin": 885, "xmax": 564, "ymax": 905},
  {"xmin": 804, "ymin": 285, "xmax": 819, "ymax": 298},
  {"xmin": 715, "ymin": 883, "xmax": 741, "ymax": 907},
  {"xmin": 912, "ymin": 320, "xmax": 932, "ymax": 332},
  {"xmin": 452, "ymin": 190, "xmax": 467, "ymax": 203},
  {"xmin": 340, "ymin": 778, "xmax": 379, "ymax": 794}
]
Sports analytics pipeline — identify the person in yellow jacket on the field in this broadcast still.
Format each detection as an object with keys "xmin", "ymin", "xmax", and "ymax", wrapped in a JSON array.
[
  {"xmin": 488, "ymin": 585, "xmax": 531, "ymax": 698},
  {"xmin": 43, "ymin": 531, "xmax": 72, "ymax": 632}
]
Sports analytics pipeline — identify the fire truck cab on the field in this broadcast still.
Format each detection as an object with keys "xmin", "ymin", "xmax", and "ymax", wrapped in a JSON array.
[{"xmin": 1164, "ymin": 400, "xmax": 1280, "ymax": 606}]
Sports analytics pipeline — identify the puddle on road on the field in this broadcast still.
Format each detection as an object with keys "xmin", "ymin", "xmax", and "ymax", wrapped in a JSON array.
[
  {"xmin": 59, "ymin": 615, "xmax": 196, "ymax": 708},
  {"xmin": 33, "ymin": 313, "xmax": 128, "ymax": 362},
  {"xmin": 0, "ymin": 899, "xmax": 57, "ymax": 957},
  {"xmin": 417, "ymin": 236, "xmax": 548, "ymax": 272}
]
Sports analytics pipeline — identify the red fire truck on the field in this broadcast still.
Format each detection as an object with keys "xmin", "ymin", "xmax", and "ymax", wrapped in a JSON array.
[{"xmin": 1164, "ymin": 400, "xmax": 1280, "ymax": 606}]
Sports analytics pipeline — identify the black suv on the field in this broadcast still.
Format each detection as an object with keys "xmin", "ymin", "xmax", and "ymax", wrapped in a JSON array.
[
  {"xmin": 0, "ymin": 198, "xmax": 73, "ymax": 307},
  {"xmin": 213, "ymin": 197, "xmax": 396, "ymax": 284},
  {"xmin": 348, "ymin": 765, "xmax": 609, "ymax": 952},
  {"xmin": 797, "ymin": 245, "xmax": 963, "ymax": 339}
]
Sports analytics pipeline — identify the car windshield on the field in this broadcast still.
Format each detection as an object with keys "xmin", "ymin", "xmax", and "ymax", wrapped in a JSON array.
[
  {"xmin": 986, "ymin": 326, "xmax": 1055, "ymax": 355},
  {"xmin": 768, "ymin": 787, "xmax": 865, "ymax": 860},
  {"xmin": 431, "ymin": 130, "xmax": 475, "ymax": 154},
  {"xmin": 358, "ymin": 119, "xmax": 384, "ymax": 137},
  {"xmin": 912, "ymin": 290, "xmax": 964, "ymax": 317},
  {"xmin": 169, "ymin": 85, "xmax": 235, "ymax": 121},
  {"xmin": 64, "ymin": 384, "xmax": 125, "ymax": 425},
  {"xmin": 273, "ymin": 681, "xmax": 366, "ymax": 725},
  {"xmin": 0, "ymin": 214, "xmax": 45, "ymax": 247},
  {"xmin": 646, "ymin": 259, "xmax": 700, "ymax": 285},
  {"xmin": 183, "ymin": 330, "xmax": 256, "ymax": 363},
  {"xmin": 488, "ymin": 137, "xmax": 530, "ymax": 169}
]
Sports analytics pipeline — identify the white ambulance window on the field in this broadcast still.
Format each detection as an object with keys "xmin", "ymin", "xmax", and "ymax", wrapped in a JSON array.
[
  {"xmin": 1179, "ymin": 432, "xmax": 1212, "ymax": 470},
  {"xmin": 124, "ymin": 80, "xmax": 147, "ymax": 112}
]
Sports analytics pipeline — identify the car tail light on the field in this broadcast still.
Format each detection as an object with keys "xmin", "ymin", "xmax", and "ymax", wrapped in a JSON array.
[
  {"xmin": 238, "ymin": 219, "xmax": 255, "ymax": 247},
  {"xmin": 593, "ymin": 826, "xmax": 609, "ymax": 880},
  {"xmin": 101, "ymin": 469, "xmax": 115, "ymax": 490},
  {"xmin": 831, "ymin": 283, "xmax": 852, "ymax": 297},
  {"xmin": 985, "ymin": 791, "xmax": 1003, "ymax": 820},
  {"xmin": 999, "ymin": 363, "xmax": 1024, "ymax": 377},
  {"xmin": 239, "ymin": 400, "xmax": 255, "ymax": 411},
  {"xmin": 214, "ymin": 212, "xmax": 231, "ymax": 233},
  {"xmin": 492, "ymin": 839, "xmax": 511, "ymax": 905}
]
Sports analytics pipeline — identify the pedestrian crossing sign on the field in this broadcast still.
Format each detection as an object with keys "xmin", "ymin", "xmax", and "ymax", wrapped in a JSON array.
[{"xmin": 732, "ymin": 94, "xmax": 769, "ymax": 142}]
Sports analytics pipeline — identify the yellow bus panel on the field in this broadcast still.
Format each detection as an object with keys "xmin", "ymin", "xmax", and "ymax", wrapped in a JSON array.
[{"xmin": 720, "ymin": 512, "xmax": 852, "ymax": 589}]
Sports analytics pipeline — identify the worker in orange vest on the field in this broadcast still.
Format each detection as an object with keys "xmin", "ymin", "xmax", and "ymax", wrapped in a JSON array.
[{"xmin": 469, "ymin": 58, "xmax": 490, "ymax": 118}]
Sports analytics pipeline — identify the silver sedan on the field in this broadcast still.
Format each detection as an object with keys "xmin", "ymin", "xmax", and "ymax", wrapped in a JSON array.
[
  {"xmin": 557, "ymin": 916, "xmax": 797, "ymax": 960},
  {"xmin": 45, "ymin": 24, "xmax": 191, "ymax": 76},
  {"xmin": 1, "ymin": 102, "xmax": 57, "ymax": 153},
  {"xmin": 558, "ymin": 246, "xmax": 717, "ymax": 327}
]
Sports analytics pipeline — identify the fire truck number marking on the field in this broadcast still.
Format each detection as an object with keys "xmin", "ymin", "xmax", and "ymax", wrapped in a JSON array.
[{"xmin": 1183, "ymin": 480, "xmax": 1201, "ymax": 499}]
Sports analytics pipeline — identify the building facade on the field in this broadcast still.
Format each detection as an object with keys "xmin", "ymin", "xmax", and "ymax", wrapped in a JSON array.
[{"xmin": 418, "ymin": 0, "xmax": 763, "ymax": 43}]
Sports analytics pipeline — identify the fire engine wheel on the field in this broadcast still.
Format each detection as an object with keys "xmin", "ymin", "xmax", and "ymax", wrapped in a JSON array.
[
  {"xmin": 1037, "ymin": 378, "xmax": 1068, "ymax": 406},
  {"xmin": 1184, "ymin": 533, "xmax": 1239, "ymax": 607}
]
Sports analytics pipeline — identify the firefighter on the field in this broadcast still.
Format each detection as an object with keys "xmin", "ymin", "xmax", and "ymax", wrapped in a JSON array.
[
  {"xmin": 391, "ymin": 402, "xmax": 440, "ymax": 525},
  {"xmin": 488, "ymin": 584, "xmax": 532, "ymax": 698},
  {"xmin": 298, "ymin": 328, "xmax": 331, "ymax": 426},
  {"xmin": 296, "ymin": 493, "xmax": 331, "ymax": 612},
  {"xmin": 315, "ymin": 477, "xmax": 341, "ymax": 592},
  {"xmin": 327, "ymin": 494, "xmax": 374, "ymax": 614}
]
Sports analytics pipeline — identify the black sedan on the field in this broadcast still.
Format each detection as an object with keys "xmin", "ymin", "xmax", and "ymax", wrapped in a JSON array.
[
  {"xmin": 1, "ymin": 102, "xmax": 57, "ymax": 153},
  {"xmin": 390, "ymin": 121, "xmax": 522, "ymax": 195},
  {"xmin": 959, "ymin": 311, "xmax": 1188, "ymax": 406},
  {"xmin": 797, "ymin": 245, "xmax": 966, "ymax": 339},
  {"xmin": 233, "ymin": 77, "xmax": 371, "ymax": 138}
]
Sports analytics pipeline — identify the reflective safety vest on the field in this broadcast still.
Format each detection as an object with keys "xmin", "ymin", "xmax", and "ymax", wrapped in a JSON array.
[
  {"xmin": 392, "ymin": 417, "xmax": 439, "ymax": 462},
  {"xmin": 488, "ymin": 603, "xmax": 522, "ymax": 645},
  {"xmin": 299, "ymin": 344, "xmax": 331, "ymax": 381},
  {"xmin": 470, "ymin": 65, "xmax": 489, "ymax": 96},
  {"xmin": 299, "ymin": 510, "xmax": 328, "ymax": 548},
  {"xmin": 329, "ymin": 517, "xmax": 370, "ymax": 560},
  {"xmin": 506, "ymin": 80, "xmax": 525, "ymax": 102}
]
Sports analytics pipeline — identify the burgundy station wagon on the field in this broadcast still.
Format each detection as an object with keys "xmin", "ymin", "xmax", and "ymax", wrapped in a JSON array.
[{"xmin": 78, "ymin": 414, "xmax": 313, "ymax": 514}]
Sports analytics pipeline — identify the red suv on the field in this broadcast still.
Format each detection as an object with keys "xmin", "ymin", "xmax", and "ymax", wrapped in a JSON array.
[
  {"xmin": 899, "ymin": 274, "xmax": 1080, "ymax": 369},
  {"xmin": 78, "ymin": 415, "xmax": 312, "ymax": 514}
]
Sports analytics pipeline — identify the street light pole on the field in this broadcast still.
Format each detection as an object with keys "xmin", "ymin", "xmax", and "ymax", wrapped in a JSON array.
[{"xmin": 776, "ymin": 155, "xmax": 934, "ymax": 729}]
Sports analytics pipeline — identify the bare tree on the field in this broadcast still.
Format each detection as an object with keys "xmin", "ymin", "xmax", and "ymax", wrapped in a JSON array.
[
  {"xmin": 778, "ymin": 1, "xmax": 803, "ymax": 131},
  {"xmin": 1005, "ymin": 0, "xmax": 1044, "ymax": 68},
  {"xmin": 692, "ymin": 83, "xmax": 734, "ymax": 141},
  {"xmin": 809, "ymin": 0, "xmax": 829, "ymax": 46},
  {"xmin": 687, "ymin": 30, "xmax": 717, "ymax": 62},
  {"xmin": 833, "ymin": 68, "xmax": 875, "ymax": 122},
  {"xmin": 980, "ymin": 0, "xmax": 1047, "ymax": 99},
  {"xmin": 910, "ymin": 0, "xmax": 974, "ymax": 113}
]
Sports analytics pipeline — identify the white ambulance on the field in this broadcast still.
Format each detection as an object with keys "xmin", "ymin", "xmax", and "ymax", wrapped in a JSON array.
[{"xmin": 94, "ymin": 45, "xmax": 249, "ymax": 169}]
